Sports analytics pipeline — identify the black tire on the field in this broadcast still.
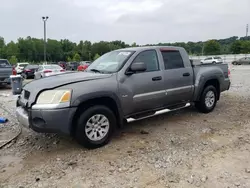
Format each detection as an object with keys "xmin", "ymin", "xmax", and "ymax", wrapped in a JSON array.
[
  {"xmin": 23, "ymin": 74, "xmax": 27, "ymax": 79},
  {"xmin": 195, "ymin": 85, "xmax": 217, "ymax": 113},
  {"xmin": 75, "ymin": 105, "xmax": 116, "ymax": 149},
  {"xmin": 212, "ymin": 61, "xmax": 216, "ymax": 64}
]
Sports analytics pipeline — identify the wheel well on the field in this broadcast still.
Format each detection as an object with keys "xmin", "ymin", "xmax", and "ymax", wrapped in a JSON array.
[
  {"xmin": 71, "ymin": 97, "xmax": 120, "ymax": 136},
  {"xmin": 203, "ymin": 79, "xmax": 220, "ymax": 100}
]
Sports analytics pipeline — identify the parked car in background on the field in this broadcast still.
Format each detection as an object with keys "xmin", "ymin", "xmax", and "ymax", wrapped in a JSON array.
[
  {"xmin": 0, "ymin": 59, "xmax": 16, "ymax": 85},
  {"xmin": 16, "ymin": 46, "xmax": 231, "ymax": 149},
  {"xmin": 77, "ymin": 61, "xmax": 91, "ymax": 71},
  {"xmin": 232, "ymin": 57, "xmax": 250, "ymax": 65},
  {"xmin": 66, "ymin": 62, "xmax": 80, "ymax": 71},
  {"xmin": 58, "ymin": 61, "xmax": 67, "ymax": 69},
  {"xmin": 201, "ymin": 57, "xmax": 223, "ymax": 64},
  {"xmin": 34, "ymin": 64, "xmax": 66, "ymax": 79},
  {"xmin": 21, "ymin": 64, "xmax": 39, "ymax": 79},
  {"xmin": 15, "ymin": 62, "xmax": 29, "ymax": 74}
]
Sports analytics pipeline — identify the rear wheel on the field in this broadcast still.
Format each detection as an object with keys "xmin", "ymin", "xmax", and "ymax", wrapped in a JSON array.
[
  {"xmin": 195, "ymin": 85, "xmax": 217, "ymax": 113},
  {"xmin": 75, "ymin": 105, "xmax": 116, "ymax": 149}
]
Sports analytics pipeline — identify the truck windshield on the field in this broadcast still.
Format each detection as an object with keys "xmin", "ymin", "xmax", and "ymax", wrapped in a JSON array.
[{"xmin": 87, "ymin": 51, "xmax": 134, "ymax": 73}]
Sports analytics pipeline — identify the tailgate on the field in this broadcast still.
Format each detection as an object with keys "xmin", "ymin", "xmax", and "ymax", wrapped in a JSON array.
[
  {"xmin": 0, "ymin": 67, "xmax": 12, "ymax": 79},
  {"xmin": 0, "ymin": 59, "xmax": 13, "ymax": 80}
]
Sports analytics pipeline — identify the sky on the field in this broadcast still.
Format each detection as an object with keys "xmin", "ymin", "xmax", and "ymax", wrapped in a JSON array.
[{"xmin": 0, "ymin": 0, "xmax": 250, "ymax": 44}]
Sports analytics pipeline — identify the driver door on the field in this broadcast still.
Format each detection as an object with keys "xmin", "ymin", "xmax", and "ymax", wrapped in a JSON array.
[{"xmin": 118, "ymin": 50, "xmax": 165, "ymax": 115}]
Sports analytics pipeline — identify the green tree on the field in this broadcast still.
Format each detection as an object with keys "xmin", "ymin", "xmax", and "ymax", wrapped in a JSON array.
[
  {"xmin": 0, "ymin": 37, "xmax": 5, "ymax": 58},
  {"xmin": 131, "ymin": 42, "xmax": 137, "ymax": 47},
  {"xmin": 77, "ymin": 40, "xmax": 92, "ymax": 60},
  {"xmin": 9, "ymin": 55, "xmax": 18, "ymax": 64},
  {"xmin": 47, "ymin": 39, "xmax": 64, "ymax": 62},
  {"xmin": 5, "ymin": 41, "xmax": 19, "ymax": 58},
  {"xmin": 230, "ymin": 41, "xmax": 242, "ymax": 54},
  {"xmin": 204, "ymin": 40, "xmax": 221, "ymax": 55},
  {"xmin": 241, "ymin": 41, "xmax": 250, "ymax": 54},
  {"xmin": 73, "ymin": 53, "xmax": 81, "ymax": 61},
  {"xmin": 66, "ymin": 56, "xmax": 72, "ymax": 62},
  {"xmin": 94, "ymin": 53, "xmax": 100, "ymax": 60}
]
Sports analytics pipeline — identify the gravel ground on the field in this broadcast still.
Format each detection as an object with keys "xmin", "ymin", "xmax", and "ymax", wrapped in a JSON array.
[{"xmin": 0, "ymin": 66, "xmax": 250, "ymax": 188}]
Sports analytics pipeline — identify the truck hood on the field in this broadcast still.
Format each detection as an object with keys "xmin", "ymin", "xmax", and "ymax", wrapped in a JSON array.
[{"xmin": 23, "ymin": 71, "xmax": 112, "ymax": 92}]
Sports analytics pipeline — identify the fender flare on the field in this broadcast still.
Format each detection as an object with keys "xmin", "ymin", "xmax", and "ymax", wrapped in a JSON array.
[{"xmin": 72, "ymin": 91, "xmax": 124, "ymax": 126}]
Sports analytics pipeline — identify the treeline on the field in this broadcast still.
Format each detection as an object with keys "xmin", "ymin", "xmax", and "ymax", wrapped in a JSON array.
[{"xmin": 0, "ymin": 36, "xmax": 250, "ymax": 64}]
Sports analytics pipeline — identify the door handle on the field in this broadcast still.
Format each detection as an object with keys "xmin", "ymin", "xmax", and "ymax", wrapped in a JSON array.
[
  {"xmin": 183, "ymin": 73, "xmax": 190, "ymax": 77},
  {"xmin": 152, "ymin": 76, "xmax": 162, "ymax": 81}
]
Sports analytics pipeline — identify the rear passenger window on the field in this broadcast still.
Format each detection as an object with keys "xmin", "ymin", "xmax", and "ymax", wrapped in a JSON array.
[
  {"xmin": 133, "ymin": 50, "xmax": 159, "ymax": 72},
  {"xmin": 161, "ymin": 51, "xmax": 184, "ymax": 70}
]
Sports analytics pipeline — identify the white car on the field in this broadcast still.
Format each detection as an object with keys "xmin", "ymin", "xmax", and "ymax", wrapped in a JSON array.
[
  {"xmin": 201, "ymin": 57, "xmax": 223, "ymax": 64},
  {"xmin": 34, "ymin": 64, "xmax": 66, "ymax": 79},
  {"xmin": 15, "ymin": 62, "xmax": 29, "ymax": 74}
]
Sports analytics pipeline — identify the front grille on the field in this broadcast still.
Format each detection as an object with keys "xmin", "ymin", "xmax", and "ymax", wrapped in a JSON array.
[{"xmin": 24, "ymin": 90, "xmax": 30, "ymax": 100}]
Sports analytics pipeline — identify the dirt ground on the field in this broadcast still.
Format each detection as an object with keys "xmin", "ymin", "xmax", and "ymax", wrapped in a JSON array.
[{"xmin": 0, "ymin": 65, "xmax": 250, "ymax": 188}]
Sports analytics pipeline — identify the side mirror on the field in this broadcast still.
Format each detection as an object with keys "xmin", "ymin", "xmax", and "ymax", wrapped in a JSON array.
[{"xmin": 126, "ymin": 62, "xmax": 146, "ymax": 75}]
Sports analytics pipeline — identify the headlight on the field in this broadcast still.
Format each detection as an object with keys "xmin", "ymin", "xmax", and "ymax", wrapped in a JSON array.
[{"xmin": 32, "ymin": 89, "xmax": 72, "ymax": 109}]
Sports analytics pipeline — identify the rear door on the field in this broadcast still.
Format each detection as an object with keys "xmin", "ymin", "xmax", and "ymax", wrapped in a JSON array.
[{"xmin": 160, "ymin": 49, "xmax": 194, "ymax": 106}]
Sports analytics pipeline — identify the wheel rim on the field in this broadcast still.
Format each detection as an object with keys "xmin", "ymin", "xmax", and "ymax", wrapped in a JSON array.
[
  {"xmin": 85, "ymin": 114, "xmax": 110, "ymax": 141},
  {"xmin": 205, "ymin": 90, "xmax": 215, "ymax": 108}
]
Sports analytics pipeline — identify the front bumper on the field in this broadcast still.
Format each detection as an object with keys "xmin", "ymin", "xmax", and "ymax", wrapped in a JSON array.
[{"xmin": 16, "ymin": 106, "xmax": 77, "ymax": 134}]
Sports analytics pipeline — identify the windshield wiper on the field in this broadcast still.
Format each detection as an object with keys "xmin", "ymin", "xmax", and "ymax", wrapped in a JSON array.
[{"xmin": 89, "ymin": 69, "xmax": 102, "ymax": 73}]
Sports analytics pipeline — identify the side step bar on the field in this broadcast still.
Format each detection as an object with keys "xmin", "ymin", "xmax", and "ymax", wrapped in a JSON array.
[{"xmin": 126, "ymin": 103, "xmax": 191, "ymax": 123}]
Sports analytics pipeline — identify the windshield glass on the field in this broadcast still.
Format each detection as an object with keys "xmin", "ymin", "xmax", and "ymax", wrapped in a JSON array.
[
  {"xmin": 44, "ymin": 65, "xmax": 61, "ymax": 69},
  {"xmin": 19, "ymin": 63, "xmax": 29, "ymax": 67},
  {"xmin": 87, "ymin": 51, "xmax": 134, "ymax": 73}
]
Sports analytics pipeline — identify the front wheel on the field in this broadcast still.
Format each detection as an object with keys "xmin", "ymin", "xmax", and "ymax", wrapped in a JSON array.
[
  {"xmin": 75, "ymin": 105, "xmax": 116, "ymax": 149},
  {"xmin": 195, "ymin": 85, "xmax": 217, "ymax": 113}
]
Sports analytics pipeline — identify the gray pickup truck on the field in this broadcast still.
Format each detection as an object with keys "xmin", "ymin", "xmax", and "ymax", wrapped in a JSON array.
[
  {"xmin": 16, "ymin": 46, "xmax": 230, "ymax": 148},
  {"xmin": 0, "ymin": 59, "xmax": 13, "ymax": 85}
]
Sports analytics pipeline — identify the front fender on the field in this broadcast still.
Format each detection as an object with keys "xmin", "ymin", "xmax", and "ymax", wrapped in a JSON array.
[{"xmin": 71, "ymin": 91, "xmax": 124, "ymax": 127}]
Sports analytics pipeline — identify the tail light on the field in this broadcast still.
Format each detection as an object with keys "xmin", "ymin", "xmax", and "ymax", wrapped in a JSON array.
[
  {"xmin": 43, "ymin": 70, "xmax": 52, "ymax": 73},
  {"xmin": 12, "ymin": 67, "xmax": 17, "ymax": 75},
  {"xmin": 60, "ymin": 69, "xmax": 65, "ymax": 72}
]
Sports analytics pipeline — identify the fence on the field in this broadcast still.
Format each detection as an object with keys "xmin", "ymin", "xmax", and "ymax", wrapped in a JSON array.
[{"xmin": 190, "ymin": 54, "xmax": 250, "ymax": 63}]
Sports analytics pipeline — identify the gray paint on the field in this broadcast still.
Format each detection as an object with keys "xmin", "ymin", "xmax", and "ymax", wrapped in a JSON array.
[
  {"xmin": 0, "ymin": 59, "xmax": 12, "ymax": 84},
  {"xmin": 16, "ymin": 46, "xmax": 230, "ymax": 134}
]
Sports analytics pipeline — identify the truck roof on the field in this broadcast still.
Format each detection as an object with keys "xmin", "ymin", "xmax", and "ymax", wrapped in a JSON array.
[{"xmin": 116, "ymin": 46, "xmax": 185, "ymax": 52}]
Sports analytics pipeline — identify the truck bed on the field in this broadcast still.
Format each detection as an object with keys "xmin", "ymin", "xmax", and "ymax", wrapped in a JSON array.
[{"xmin": 191, "ymin": 60, "xmax": 230, "ymax": 93}]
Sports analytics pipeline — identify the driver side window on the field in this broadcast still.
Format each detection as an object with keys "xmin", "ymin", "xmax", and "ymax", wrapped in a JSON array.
[{"xmin": 133, "ymin": 50, "xmax": 159, "ymax": 72}]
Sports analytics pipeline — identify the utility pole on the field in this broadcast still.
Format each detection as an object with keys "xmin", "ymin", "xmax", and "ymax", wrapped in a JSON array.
[
  {"xmin": 246, "ymin": 24, "xmax": 249, "ymax": 37},
  {"xmin": 42, "ymin": 16, "xmax": 49, "ymax": 64}
]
